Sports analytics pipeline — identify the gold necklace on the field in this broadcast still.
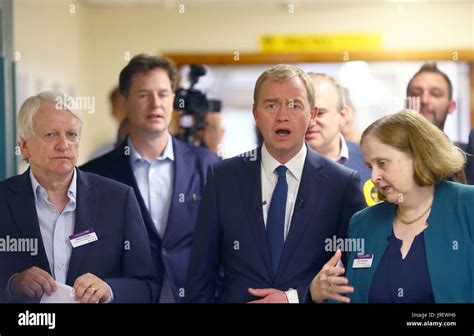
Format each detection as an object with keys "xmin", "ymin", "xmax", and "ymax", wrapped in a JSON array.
[{"xmin": 397, "ymin": 204, "xmax": 432, "ymax": 225}]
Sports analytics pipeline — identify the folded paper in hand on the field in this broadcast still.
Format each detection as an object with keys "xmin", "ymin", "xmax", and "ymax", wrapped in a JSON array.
[{"xmin": 40, "ymin": 281, "xmax": 79, "ymax": 304}]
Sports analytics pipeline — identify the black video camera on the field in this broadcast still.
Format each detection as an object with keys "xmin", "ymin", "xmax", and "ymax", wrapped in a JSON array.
[{"xmin": 173, "ymin": 64, "xmax": 221, "ymax": 144}]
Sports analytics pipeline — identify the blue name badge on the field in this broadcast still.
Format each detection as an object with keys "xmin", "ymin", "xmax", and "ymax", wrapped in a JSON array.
[{"xmin": 352, "ymin": 254, "xmax": 374, "ymax": 269}]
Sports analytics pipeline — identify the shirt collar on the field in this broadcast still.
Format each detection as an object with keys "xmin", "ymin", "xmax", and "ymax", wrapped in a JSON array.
[
  {"xmin": 128, "ymin": 133, "xmax": 175, "ymax": 164},
  {"xmin": 335, "ymin": 133, "xmax": 349, "ymax": 164},
  {"xmin": 261, "ymin": 142, "xmax": 307, "ymax": 181},
  {"xmin": 30, "ymin": 168, "xmax": 77, "ymax": 203}
]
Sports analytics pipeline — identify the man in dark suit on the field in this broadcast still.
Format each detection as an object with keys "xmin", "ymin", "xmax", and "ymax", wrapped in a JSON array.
[
  {"xmin": 81, "ymin": 54, "xmax": 219, "ymax": 303},
  {"xmin": 185, "ymin": 64, "xmax": 366, "ymax": 303},
  {"xmin": 0, "ymin": 91, "xmax": 158, "ymax": 303},
  {"xmin": 305, "ymin": 73, "xmax": 373, "ymax": 205}
]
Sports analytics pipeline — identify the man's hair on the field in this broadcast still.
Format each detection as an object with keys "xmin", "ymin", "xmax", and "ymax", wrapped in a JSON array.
[
  {"xmin": 308, "ymin": 73, "xmax": 345, "ymax": 112},
  {"xmin": 109, "ymin": 86, "xmax": 120, "ymax": 105},
  {"xmin": 119, "ymin": 54, "xmax": 179, "ymax": 97},
  {"xmin": 253, "ymin": 64, "xmax": 315, "ymax": 109},
  {"xmin": 18, "ymin": 91, "xmax": 83, "ymax": 141},
  {"xmin": 406, "ymin": 63, "xmax": 453, "ymax": 100},
  {"xmin": 361, "ymin": 109, "xmax": 464, "ymax": 187}
]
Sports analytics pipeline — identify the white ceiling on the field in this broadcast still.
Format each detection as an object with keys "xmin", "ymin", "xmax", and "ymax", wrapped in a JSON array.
[{"xmin": 80, "ymin": 0, "xmax": 459, "ymax": 7}]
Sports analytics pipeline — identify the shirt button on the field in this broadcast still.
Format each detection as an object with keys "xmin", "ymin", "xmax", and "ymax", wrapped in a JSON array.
[
  {"xmin": 161, "ymin": 248, "xmax": 167, "ymax": 255},
  {"xmin": 57, "ymin": 264, "xmax": 63, "ymax": 270}
]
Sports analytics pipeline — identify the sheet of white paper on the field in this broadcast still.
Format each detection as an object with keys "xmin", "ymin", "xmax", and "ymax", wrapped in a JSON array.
[{"xmin": 40, "ymin": 281, "xmax": 79, "ymax": 304}]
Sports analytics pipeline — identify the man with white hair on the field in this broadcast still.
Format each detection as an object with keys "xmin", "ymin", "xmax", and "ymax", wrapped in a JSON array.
[{"xmin": 0, "ymin": 91, "xmax": 158, "ymax": 303}]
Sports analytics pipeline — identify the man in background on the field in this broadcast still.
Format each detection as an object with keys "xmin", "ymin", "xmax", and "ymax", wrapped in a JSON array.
[
  {"xmin": 81, "ymin": 54, "xmax": 219, "ymax": 303},
  {"xmin": 407, "ymin": 63, "xmax": 471, "ymax": 183},
  {"xmin": 305, "ymin": 73, "xmax": 372, "ymax": 205},
  {"xmin": 88, "ymin": 87, "xmax": 128, "ymax": 160},
  {"xmin": 198, "ymin": 111, "xmax": 225, "ymax": 155},
  {"xmin": 406, "ymin": 63, "xmax": 466, "ymax": 150},
  {"xmin": 340, "ymin": 86, "xmax": 361, "ymax": 144}
]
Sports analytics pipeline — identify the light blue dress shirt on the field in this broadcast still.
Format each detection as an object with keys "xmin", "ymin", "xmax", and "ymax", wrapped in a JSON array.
[
  {"xmin": 128, "ymin": 135, "xmax": 174, "ymax": 238},
  {"xmin": 128, "ymin": 135, "xmax": 175, "ymax": 302},
  {"xmin": 6, "ymin": 169, "xmax": 114, "ymax": 302},
  {"xmin": 30, "ymin": 169, "xmax": 77, "ymax": 284}
]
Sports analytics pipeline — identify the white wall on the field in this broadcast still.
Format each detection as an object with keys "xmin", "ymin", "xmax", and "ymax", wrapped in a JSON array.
[
  {"xmin": 14, "ymin": 0, "xmax": 90, "ymax": 169},
  {"xmin": 14, "ymin": 0, "xmax": 474, "ymax": 164}
]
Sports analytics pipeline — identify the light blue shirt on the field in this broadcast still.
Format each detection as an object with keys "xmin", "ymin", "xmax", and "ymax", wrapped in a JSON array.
[
  {"xmin": 128, "ymin": 135, "xmax": 175, "ymax": 302},
  {"xmin": 7, "ymin": 169, "xmax": 114, "ymax": 302},
  {"xmin": 128, "ymin": 135, "xmax": 174, "ymax": 237},
  {"xmin": 30, "ymin": 169, "xmax": 77, "ymax": 284}
]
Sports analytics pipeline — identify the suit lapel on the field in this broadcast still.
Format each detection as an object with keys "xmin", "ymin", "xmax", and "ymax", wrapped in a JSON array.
[
  {"xmin": 238, "ymin": 147, "xmax": 274, "ymax": 280},
  {"xmin": 66, "ymin": 170, "xmax": 100, "ymax": 284},
  {"xmin": 7, "ymin": 170, "xmax": 50, "ymax": 273},
  {"xmin": 111, "ymin": 140, "xmax": 161, "ymax": 239},
  {"xmin": 111, "ymin": 142, "xmax": 137, "ymax": 187},
  {"xmin": 162, "ymin": 138, "xmax": 192, "ymax": 244}
]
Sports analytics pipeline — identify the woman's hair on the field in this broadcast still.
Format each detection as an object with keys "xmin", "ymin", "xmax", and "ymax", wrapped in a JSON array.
[{"xmin": 361, "ymin": 109, "xmax": 466, "ymax": 186}]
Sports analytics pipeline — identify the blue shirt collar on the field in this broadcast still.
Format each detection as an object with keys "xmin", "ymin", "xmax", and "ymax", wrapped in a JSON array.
[
  {"xmin": 30, "ymin": 168, "xmax": 77, "ymax": 203},
  {"xmin": 128, "ymin": 133, "xmax": 175, "ymax": 164}
]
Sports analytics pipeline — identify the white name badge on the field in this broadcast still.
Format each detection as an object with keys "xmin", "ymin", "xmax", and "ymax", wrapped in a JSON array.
[
  {"xmin": 352, "ymin": 254, "xmax": 374, "ymax": 269},
  {"xmin": 69, "ymin": 229, "xmax": 98, "ymax": 248}
]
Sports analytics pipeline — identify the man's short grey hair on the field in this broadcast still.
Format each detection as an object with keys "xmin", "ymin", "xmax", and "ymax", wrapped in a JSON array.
[
  {"xmin": 308, "ymin": 73, "xmax": 345, "ymax": 112},
  {"xmin": 18, "ymin": 91, "xmax": 83, "ymax": 141}
]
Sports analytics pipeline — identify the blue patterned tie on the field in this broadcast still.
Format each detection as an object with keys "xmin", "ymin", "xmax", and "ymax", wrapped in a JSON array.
[{"xmin": 266, "ymin": 165, "xmax": 288, "ymax": 275}]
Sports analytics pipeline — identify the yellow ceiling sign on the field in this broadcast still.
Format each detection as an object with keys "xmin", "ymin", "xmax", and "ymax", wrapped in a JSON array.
[{"xmin": 260, "ymin": 34, "xmax": 382, "ymax": 53}]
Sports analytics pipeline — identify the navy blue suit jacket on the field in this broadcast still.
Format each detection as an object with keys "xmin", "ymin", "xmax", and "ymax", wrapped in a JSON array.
[
  {"xmin": 0, "ymin": 169, "xmax": 159, "ymax": 303},
  {"xmin": 346, "ymin": 141, "xmax": 371, "ymax": 190},
  {"xmin": 345, "ymin": 141, "xmax": 374, "ymax": 206},
  {"xmin": 185, "ymin": 146, "xmax": 366, "ymax": 303},
  {"xmin": 80, "ymin": 137, "xmax": 219, "ymax": 302}
]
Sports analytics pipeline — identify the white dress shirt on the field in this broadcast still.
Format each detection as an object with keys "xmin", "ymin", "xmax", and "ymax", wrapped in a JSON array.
[
  {"xmin": 335, "ymin": 133, "xmax": 349, "ymax": 164},
  {"xmin": 260, "ymin": 143, "xmax": 307, "ymax": 303}
]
